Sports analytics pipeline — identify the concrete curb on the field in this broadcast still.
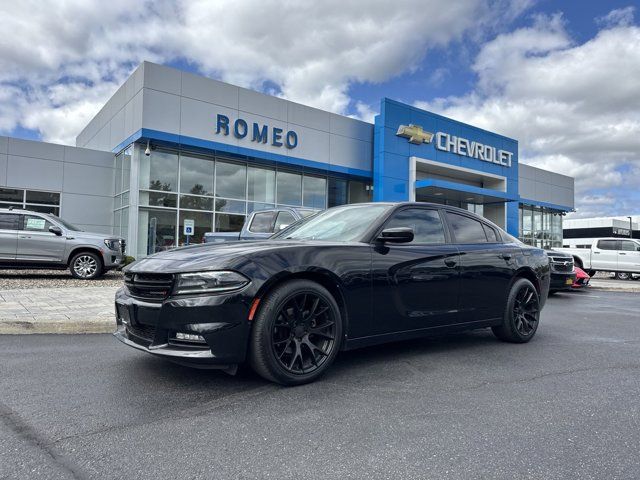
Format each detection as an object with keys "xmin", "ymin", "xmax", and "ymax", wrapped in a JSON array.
[{"xmin": 0, "ymin": 317, "xmax": 114, "ymax": 334}]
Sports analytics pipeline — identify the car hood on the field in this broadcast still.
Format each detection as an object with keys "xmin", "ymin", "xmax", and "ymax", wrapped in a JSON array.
[
  {"xmin": 125, "ymin": 239, "xmax": 344, "ymax": 273},
  {"xmin": 70, "ymin": 231, "xmax": 122, "ymax": 241},
  {"xmin": 548, "ymin": 249, "xmax": 573, "ymax": 259}
]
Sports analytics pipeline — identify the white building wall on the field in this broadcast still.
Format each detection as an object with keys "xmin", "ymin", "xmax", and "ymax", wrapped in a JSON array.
[{"xmin": 0, "ymin": 136, "xmax": 115, "ymax": 233}]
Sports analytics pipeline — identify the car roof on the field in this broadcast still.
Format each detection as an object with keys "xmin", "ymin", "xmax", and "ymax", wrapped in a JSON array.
[{"xmin": 0, "ymin": 208, "xmax": 45, "ymax": 215}]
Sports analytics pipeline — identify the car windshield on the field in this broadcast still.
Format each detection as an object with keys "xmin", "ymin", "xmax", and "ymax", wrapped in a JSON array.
[
  {"xmin": 273, "ymin": 204, "xmax": 391, "ymax": 242},
  {"xmin": 46, "ymin": 215, "xmax": 81, "ymax": 231}
]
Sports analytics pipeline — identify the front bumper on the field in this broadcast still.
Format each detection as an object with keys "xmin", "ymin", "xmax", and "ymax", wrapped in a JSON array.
[
  {"xmin": 104, "ymin": 251, "xmax": 124, "ymax": 269},
  {"xmin": 550, "ymin": 272, "xmax": 576, "ymax": 291},
  {"xmin": 113, "ymin": 287, "xmax": 251, "ymax": 367}
]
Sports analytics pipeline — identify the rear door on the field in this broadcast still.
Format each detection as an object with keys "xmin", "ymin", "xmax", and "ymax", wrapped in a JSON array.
[
  {"xmin": 444, "ymin": 211, "xmax": 518, "ymax": 322},
  {"xmin": 617, "ymin": 240, "xmax": 640, "ymax": 272},
  {"xmin": 593, "ymin": 240, "xmax": 618, "ymax": 270},
  {"xmin": 16, "ymin": 214, "xmax": 66, "ymax": 262},
  {"xmin": 370, "ymin": 207, "xmax": 460, "ymax": 336},
  {"xmin": 0, "ymin": 213, "xmax": 20, "ymax": 260}
]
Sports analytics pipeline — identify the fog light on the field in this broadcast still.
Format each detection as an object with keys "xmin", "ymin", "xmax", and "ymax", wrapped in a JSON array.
[{"xmin": 173, "ymin": 332, "xmax": 206, "ymax": 343}]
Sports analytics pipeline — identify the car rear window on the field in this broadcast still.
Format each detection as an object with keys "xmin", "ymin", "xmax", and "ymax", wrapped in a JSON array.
[
  {"xmin": 597, "ymin": 240, "xmax": 617, "ymax": 250},
  {"xmin": 0, "ymin": 213, "xmax": 20, "ymax": 230},
  {"xmin": 446, "ymin": 212, "xmax": 489, "ymax": 243},
  {"xmin": 249, "ymin": 211, "xmax": 276, "ymax": 233}
]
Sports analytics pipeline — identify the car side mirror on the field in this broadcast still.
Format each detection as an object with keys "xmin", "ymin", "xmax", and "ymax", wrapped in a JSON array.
[
  {"xmin": 49, "ymin": 226, "xmax": 63, "ymax": 236},
  {"xmin": 278, "ymin": 224, "xmax": 289, "ymax": 231},
  {"xmin": 378, "ymin": 227, "xmax": 414, "ymax": 243}
]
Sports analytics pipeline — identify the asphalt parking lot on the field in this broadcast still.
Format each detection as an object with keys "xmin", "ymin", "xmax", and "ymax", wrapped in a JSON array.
[{"xmin": 1, "ymin": 289, "xmax": 639, "ymax": 480}]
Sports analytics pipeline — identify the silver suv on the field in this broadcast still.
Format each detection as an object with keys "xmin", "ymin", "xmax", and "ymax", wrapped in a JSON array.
[{"xmin": 0, "ymin": 208, "xmax": 125, "ymax": 279}]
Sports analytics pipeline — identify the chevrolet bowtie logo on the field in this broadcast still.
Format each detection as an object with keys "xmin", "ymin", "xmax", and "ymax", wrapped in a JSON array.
[{"xmin": 396, "ymin": 124, "xmax": 434, "ymax": 145}]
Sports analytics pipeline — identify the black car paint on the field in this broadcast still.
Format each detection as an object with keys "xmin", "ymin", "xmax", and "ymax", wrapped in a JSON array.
[{"xmin": 114, "ymin": 203, "xmax": 550, "ymax": 368}]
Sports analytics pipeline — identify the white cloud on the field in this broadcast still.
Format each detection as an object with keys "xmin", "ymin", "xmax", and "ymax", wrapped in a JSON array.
[
  {"xmin": 0, "ymin": 0, "xmax": 530, "ymax": 144},
  {"xmin": 415, "ymin": 11, "xmax": 640, "ymax": 216},
  {"xmin": 596, "ymin": 6, "xmax": 635, "ymax": 28}
]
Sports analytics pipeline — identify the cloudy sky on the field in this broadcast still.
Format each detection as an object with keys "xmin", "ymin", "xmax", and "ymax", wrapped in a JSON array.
[{"xmin": 0, "ymin": 0, "xmax": 639, "ymax": 218}]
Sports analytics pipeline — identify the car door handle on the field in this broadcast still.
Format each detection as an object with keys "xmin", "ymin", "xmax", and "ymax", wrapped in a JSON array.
[
  {"xmin": 444, "ymin": 259, "xmax": 457, "ymax": 268},
  {"xmin": 594, "ymin": 251, "xmax": 600, "ymax": 254},
  {"xmin": 19, "ymin": 235, "xmax": 31, "ymax": 239},
  {"xmin": 619, "ymin": 252, "xmax": 626, "ymax": 255},
  {"xmin": 500, "ymin": 253, "xmax": 512, "ymax": 260}
]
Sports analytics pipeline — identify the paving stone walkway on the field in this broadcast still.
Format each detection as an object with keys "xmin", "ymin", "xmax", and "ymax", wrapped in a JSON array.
[{"xmin": 0, "ymin": 286, "xmax": 119, "ymax": 333}]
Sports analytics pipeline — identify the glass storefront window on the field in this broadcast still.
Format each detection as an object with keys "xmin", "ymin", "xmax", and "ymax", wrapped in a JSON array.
[
  {"xmin": 180, "ymin": 195, "xmax": 213, "ymax": 211},
  {"xmin": 215, "ymin": 213, "xmax": 245, "ymax": 232},
  {"xmin": 179, "ymin": 210, "xmax": 212, "ymax": 246},
  {"xmin": 216, "ymin": 160, "xmax": 246, "ymax": 199},
  {"xmin": 138, "ymin": 208, "xmax": 177, "ymax": 257},
  {"xmin": 139, "ymin": 191, "xmax": 177, "ymax": 208},
  {"xmin": 247, "ymin": 202, "xmax": 275, "ymax": 214},
  {"xmin": 215, "ymin": 199, "xmax": 245, "ymax": 214},
  {"xmin": 180, "ymin": 154, "xmax": 214, "ymax": 196},
  {"xmin": 122, "ymin": 148, "xmax": 131, "ymax": 193},
  {"xmin": 303, "ymin": 176, "xmax": 326, "ymax": 209},
  {"xmin": 518, "ymin": 204, "xmax": 563, "ymax": 248},
  {"xmin": 328, "ymin": 178, "xmax": 347, "ymax": 207},
  {"xmin": 115, "ymin": 153, "xmax": 122, "ymax": 194},
  {"xmin": 277, "ymin": 171, "xmax": 302, "ymax": 206},
  {"xmin": 114, "ymin": 210, "xmax": 121, "ymax": 236},
  {"xmin": 139, "ymin": 150, "xmax": 178, "ymax": 192},
  {"xmin": 248, "ymin": 167, "xmax": 275, "ymax": 204},
  {"xmin": 121, "ymin": 207, "xmax": 129, "ymax": 246}
]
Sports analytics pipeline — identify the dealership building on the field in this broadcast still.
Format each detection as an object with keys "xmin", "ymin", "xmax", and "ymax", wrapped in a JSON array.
[{"xmin": 0, "ymin": 62, "xmax": 574, "ymax": 258}]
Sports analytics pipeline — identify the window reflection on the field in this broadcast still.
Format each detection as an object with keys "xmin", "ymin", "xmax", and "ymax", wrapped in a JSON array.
[
  {"xmin": 216, "ymin": 161, "xmax": 246, "ymax": 199},
  {"xmin": 277, "ymin": 171, "xmax": 302, "ymax": 206},
  {"xmin": 180, "ymin": 155, "xmax": 214, "ymax": 196}
]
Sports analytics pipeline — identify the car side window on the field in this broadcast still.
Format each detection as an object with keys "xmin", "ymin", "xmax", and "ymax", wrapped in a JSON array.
[
  {"xmin": 249, "ymin": 212, "xmax": 276, "ymax": 233},
  {"xmin": 620, "ymin": 241, "xmax": 639, "ymax": 252},
  {"xmin": 384, "ymin": 208, "xmax": 446, "ymax": 244},
  {"xmin": 483, "ymin": 224, "xmax": 499, "ymax": 242},
  {"xmin": 22, "ymin": 215, "xmax": 54, "ymax": 232},
  {"xmin": 274, "ymin": 211, "xmax": 296, "ymax": 231},
  {"xmin": 0, "ymin": 213, "xmax": 20, "ymax": 230},
  {"xmin": 597, "ymin": 240, "xmax": 617, "ymax": 250},
  {"xmin": 445, "ymin": 212, "xmax": 488, "ymax": 243}
]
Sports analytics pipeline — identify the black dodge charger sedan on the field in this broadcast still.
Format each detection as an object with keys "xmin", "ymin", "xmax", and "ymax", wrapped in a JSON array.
[{"xmin": 114, "ymin": 202, "xmax": 550, "ymax": 385}]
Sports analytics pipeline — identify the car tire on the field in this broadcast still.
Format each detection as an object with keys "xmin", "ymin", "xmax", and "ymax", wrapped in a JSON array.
[
  {"xmin": 492, "ymin": 278, "xmax": 541, "ymax": 343},
  {"xmin": 615, "ymin": 272, "xmax": 631, "ymax": 281},
  {"xmin": 69, "ymin": 252, "xmax": 103, "ymax": 280},
  {"xmin": 248, "ymin": 279, "xmax": 343, "ymax": 386}
]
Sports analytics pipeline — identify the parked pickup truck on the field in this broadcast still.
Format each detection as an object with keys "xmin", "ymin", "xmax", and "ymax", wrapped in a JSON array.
[
  {"xmin": 555, "ymin": 238, "xmax": 640, "ymax": 280},
  {"xmin": 204, "ymin": 207, "xmax": 317, "ymax": 243}
]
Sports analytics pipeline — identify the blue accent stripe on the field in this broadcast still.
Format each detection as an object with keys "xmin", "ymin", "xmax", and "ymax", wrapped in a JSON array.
[
  {"xmin": 114, "ymin": 128, "xmax": 372, "ymax": 180},
  {"xmin": 415, "ymin": 178, "xmax": 520, "ymax": 202},
  {"xmin": 519, "ymin": 197, "xmax": 574, "ymax": 212}
]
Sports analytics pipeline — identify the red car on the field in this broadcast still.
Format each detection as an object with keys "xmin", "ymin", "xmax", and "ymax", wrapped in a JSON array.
[{"xmin": 572, "ymin": 266, "xmax": 590, "ymax": 289}]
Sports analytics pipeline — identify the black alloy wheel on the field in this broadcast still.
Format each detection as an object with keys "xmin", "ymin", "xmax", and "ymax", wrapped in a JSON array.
[
  {"xmin": 249, "ymin": 279, "xmax": 342, "ymax": 385},
  {"xmin": 615, "ymin": 272, "xmax": 631, "ymax": 281},
  {"xmin": 271, "ymin": 292, "xmax": 336, "ymax": 375},
  {"xmin": 492, "ymin": 278, "xmax": 540, "ymax": 343},
  {"xmin": 512, "ymin": 284, "xmax": 540, "ymax": 336}
]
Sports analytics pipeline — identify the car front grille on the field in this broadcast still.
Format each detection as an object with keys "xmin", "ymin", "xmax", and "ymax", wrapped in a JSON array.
[
  {"xmin": 126, "ymin": 323, "xmax": 156, "ymax": 342},
  {"xmin": 124, "ymin": 272, "xmax": 174, "ymax": 301},
  {"xmin": 549, "ymin": 256, "xmax": 574, "ymax": 273}
]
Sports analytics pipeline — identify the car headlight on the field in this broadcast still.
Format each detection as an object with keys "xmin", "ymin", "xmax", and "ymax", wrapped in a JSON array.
[
  {"xmin": 173, "ymin": 271, "xmax": 250, "ymax": 295},
  {"xmin": 104, "ymin": 239, "xmax": 119, "ymax": 251}
]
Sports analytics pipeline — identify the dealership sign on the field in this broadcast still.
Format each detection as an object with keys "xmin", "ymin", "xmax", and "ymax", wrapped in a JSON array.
[
  {"xmin": 216, "ymin": 114, "xmax": 298, "ymax": 149},
  {"xmin": 396, "ymin": 124, "xmax": 513, "ymax": 167}
]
